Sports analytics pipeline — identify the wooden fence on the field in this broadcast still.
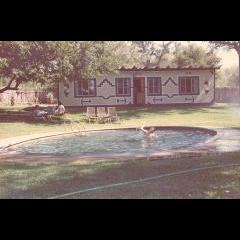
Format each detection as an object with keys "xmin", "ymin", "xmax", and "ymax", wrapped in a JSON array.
[
  {"xmin": 215, "ymin": 88, "xmax": 240, "ymax": 103},
  {"xmin": 0, "ymin": 91, "xmax": 56, "ymax": 106}
]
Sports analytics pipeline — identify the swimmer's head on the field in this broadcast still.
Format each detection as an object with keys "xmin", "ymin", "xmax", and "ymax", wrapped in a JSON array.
[{"xmin": 148, "ymin": 127, "xmax": 156, "ymax": 134}]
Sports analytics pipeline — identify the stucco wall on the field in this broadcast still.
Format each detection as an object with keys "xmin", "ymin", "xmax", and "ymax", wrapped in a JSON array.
[
  {"xmin": 59, "ymin": 69, "xmax": 215, "ymax": 106},
  {"xmin": 141, "ymin": 70, "xmax": 215, "ymax": 104}
]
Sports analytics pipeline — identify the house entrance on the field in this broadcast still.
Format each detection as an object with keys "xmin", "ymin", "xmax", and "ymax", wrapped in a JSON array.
[{"xmin": 133, "ymin": 77, "xmax": 145, "ymax": 105}]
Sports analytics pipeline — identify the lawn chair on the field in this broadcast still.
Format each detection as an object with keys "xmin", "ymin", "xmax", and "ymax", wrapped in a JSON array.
[
  {"xmin": 86, "ymin": 107, "xmax": 97, "ymax": 123},
  {"xmin": 97, "ymin": 107, "xmax": 108, "ymax": 123},
  {"xmin": 107, "ymin": 107, "xmax": 120, "ymax": 123}
]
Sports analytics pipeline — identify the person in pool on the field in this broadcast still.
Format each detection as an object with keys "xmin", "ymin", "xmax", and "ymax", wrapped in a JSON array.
[{"xmin": 139, "ymin": 125, "xmax": 157, "ymax": 138}]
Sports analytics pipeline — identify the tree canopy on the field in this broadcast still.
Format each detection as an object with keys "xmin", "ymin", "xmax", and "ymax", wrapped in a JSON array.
[
  {"xmin": 209, "ymin": 41, "xmax": 240, "ymax": 53},
  {"xmin": 217, "ymin": 67, "xmax": 239, "ymax": 88},
  {"xmin": 171, "ymin": 43, "xmax": 221, "ymax": 68},
  {"xmin": 0, "ymin": 41, "xmax": 224, "ymax": 94},
  {"xmin": 131, "ymin": 41, "xmax": 174, "ymax": 67},
  {"xmin": 0, "ymin": 41, "xmax": 128, "ymax": 93},
  {"xmin": 209, "ymin": 41, "xmax": 240, "ymax": 97},
  {"xmin": 0, "ymin": 41, "xmax": 57, "ymax": 93}
]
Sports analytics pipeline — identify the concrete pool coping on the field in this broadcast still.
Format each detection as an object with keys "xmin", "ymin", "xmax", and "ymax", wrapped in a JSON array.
[{"xmin": 1, "ymin": 125, "xmax": 235, "ymax": 162}]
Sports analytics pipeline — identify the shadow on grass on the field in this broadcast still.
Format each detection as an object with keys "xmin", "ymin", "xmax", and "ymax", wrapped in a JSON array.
[
  {"xmin": 1, "ymin": 104, "xmax": 233, "ymax": 124},
  {"xmin": 0, "ymin": 106, "xmax": 81, "ymax": 125},
  {"xmin": 118, "ymin": 106, "xmax": 217, "ymax": 120},
  {"xmin": 0, "ymin": 113, "xmax": 71, "ymax": 125},
  {"xmin": 0, "ymin": 114, "xmax": 68, "ymax": 125}
]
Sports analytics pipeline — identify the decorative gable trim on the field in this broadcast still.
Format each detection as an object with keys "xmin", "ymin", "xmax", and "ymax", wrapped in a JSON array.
[
  {"xmin": 97, "ymin": 78, "xmax": 115, "ymax": 88},
  {"xmin": 162, "ymin": 77, "xmax": 178, "ymax": 86}
]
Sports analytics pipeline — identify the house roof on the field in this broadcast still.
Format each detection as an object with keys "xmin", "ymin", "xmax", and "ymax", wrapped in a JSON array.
[{"xmin": 119, "ymin": 66, "xmax": 220, "ymax": 71}]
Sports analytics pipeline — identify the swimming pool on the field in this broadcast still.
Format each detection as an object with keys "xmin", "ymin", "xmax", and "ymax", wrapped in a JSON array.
[{"xmin": 8, "ymin": 127, "xmax": 217, "ymax": 158}]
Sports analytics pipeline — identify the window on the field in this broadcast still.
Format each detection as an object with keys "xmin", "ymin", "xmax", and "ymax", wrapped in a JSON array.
[
  {"xmin": 116, "ymin": 78, "xmax": 131, "ymax": 96},
  {"xmin": 147, "ymin": 77, "xmax": 162, "ymax": 96},
  {"xmin": 179, "ymin": 76, "xmax": 199, "ymax": 95},
  {"xmin": 75, "ymin": 79, "xmax": 96, "ymax": 97}
]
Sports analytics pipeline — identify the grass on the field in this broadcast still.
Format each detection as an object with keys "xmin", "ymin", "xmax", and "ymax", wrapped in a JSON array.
[
  {"xmin": 2, "ymin": 103, "xmax": 240, "ymax": 199},
  {"xmin": 0, "ymin": 159, "xmax": 124, "ymax": 198},
  {"xmin": 1, "ymin": 103, "xmax": 240, "ymax": 139},
  {"xmin": 2, "ymin": 152, "xmax": 240, "ymax": 198}
]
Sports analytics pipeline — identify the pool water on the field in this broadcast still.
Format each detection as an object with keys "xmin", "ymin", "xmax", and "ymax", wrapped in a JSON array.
[{"xmin": 11, "ymin": 129, "xmax": 215, "ymax": 157}]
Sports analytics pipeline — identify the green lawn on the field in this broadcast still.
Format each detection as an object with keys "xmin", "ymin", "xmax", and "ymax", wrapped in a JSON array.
[
  {"xmin": 0, "ymin": 159, "xmax": 122, "ymax": 196},
  {"xmin": 2, "ymin": 152, "xmax": 240, "ymax": 198},
  {"xmin": 1, "ymin": 103, "xmax": 240, "ymax": 199},
  {"xmin": 0, "ymin": 103, "xmax": 240, "ymax": 139}
]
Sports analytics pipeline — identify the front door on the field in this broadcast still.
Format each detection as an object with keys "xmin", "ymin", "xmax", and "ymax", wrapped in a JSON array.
[{"xmin": 133, "ymin": 77, "xmax": 145, "ymax": 105}]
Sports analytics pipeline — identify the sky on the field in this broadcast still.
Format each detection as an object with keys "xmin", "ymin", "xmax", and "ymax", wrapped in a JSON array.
[{"xmin": 217, "ymin": 48, "xmax": 238, "ymax": 69}]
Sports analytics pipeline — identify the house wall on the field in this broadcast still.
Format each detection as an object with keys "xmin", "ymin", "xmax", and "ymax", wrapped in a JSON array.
[
  {"xmin": 59, "ymin": 69, "xmax": 215, "ymax": 107},
  {"xmin": 59, "ymin": 72, "xmax": 134, "ymax": 107},
  {"xmin": 140, "ymin": 69, "xmax": 215, "ymax": 104}
]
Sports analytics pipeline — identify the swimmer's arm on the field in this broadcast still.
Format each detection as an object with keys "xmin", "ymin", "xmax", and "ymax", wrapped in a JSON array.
[{"xmin": 139, "ymin": 126, "xmax": 148, "ymax": 134}]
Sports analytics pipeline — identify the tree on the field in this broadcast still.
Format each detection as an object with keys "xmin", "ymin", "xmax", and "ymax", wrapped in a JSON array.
[
  {"xmin": 0, "ymin": 41, "xmax": 127, "ymax": 94},
  {"xmin": 171, "ymin": 43, "xmax": 221, "ymax": 68},
  {"xmin": 49, "ymin": 41, "xmax": 130, "ymax": 86},
  {"xmin": 217, "ymin": 67, "xmax": 239, "ymax": 88},
  {"xmin": 209, "ymin": 41, "xmax": 240, "ymax": 96},
  {"xmin": 131, "ymin": 41, "xmax": 174, "ymax": 67},
  {"xmin": 0, "ymin": 41, "xmax": 58, "ymax": 93}
]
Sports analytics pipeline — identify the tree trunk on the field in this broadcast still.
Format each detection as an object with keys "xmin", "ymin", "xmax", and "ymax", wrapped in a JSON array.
[
  {"xmin": 0, "ymin": 75, "xmax": 19, "ymax": 94},
  {"xmin": 239, "ymin": 52, "xmax": 240, "ymax": 100}
]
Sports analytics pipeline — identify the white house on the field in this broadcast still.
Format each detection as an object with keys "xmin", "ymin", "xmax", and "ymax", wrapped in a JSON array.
[{"xmin": 58, "ymin": 66, "xmax": 218, "ymax": 107}]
